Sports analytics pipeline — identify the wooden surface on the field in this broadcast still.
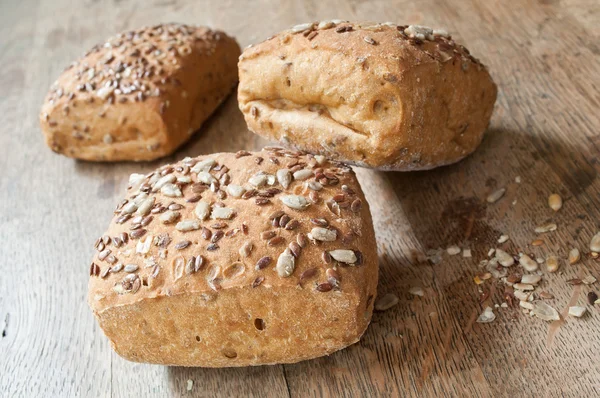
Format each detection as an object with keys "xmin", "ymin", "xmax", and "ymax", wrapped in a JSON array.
[{"xmin": 1, "ymin": 0, "xmax": 600, "ymax": 396}]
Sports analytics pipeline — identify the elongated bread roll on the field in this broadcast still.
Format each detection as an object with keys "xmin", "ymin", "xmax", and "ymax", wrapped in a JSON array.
[
  {"xmin": 40, "ymin": 23, "xmax": 240, "ymax": 161},
  {"xmin": 88, "ymin": 148, "xmax": 377, "ymax": 366},
  {"xmin": 238, "ymin": 21, "xmax": 497, "ymax": 170}
]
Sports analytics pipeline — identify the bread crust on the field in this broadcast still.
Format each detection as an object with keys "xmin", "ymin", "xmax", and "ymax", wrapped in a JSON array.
[
  {"xmin": 40, "ymin": 23, "xmax": 240, "ymax": 161},
  {"xmin": 88, "ymin": 148, "xmax": 377, "ymax": 366},
  {"xmin": 238, "ymin": 21, "xmax": 498, "ymax": 170}
]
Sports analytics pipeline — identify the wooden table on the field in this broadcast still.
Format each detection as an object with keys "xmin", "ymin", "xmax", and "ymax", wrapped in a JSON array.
[{"xmin": 2, "ymin": 0, "xmax": 600, "ymax": 396}]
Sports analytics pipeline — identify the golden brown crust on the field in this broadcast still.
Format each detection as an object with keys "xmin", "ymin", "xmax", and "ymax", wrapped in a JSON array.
[
  {"xmin": 87, "ymin": 148, "xmax": 378, "ymax": 366},
  {"xmin": 40, "ymin": 23, "xmax": 240, "ymax": 161},
  {"xmin": 238, "ymin": 21, "xmax": 498, "ymax": 170}
]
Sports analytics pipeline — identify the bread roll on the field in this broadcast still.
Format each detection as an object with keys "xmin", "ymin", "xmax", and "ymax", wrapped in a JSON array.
[
  {"xmin": 40, "ymin": 23, "xmax": 240, "ymax": 161},
  {"xmin": 88, "ymin": 148, "xmax": 377, "ymax": 366},
  {"xmin": 238, "ymin": 21, "xmax": 497, "ymax": 170}
]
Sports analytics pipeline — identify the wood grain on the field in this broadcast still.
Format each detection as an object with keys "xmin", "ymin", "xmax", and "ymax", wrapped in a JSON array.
[{"xmin": 1, "ymin": 0, "xmax": 600, "ymax": 396}]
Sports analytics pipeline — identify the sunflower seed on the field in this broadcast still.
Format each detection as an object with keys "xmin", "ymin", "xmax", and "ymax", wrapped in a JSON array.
[
  {"xmin": 226, "ymin": 184, "xmax": 245, "ymax": 198},
  {"xmin": 280, "ymin": 195, "xmax": 310, "ymax": 210},
  {"xmin": 111, "ymin": 263, "xmax": 123, "ymax": 273},
  {"xmin": 519, "ymin": 301, "xmax": 535, "ymax": 310},
  {"xmin": 447, "ymin": 245, "xmax": 461, "ymax": 255},
  {"xmin": 136, "ymin": 235, "xmax": 152, "ymax": 254},
  {"xmin": 276, "ymin": 249, "xmax": 295, "ymax": 277},
  {"xmin": 568, "ymin": 306, "xmax": 586, "ymax": 318},
  {"xmin": 486, "ymin": 188, "xmax": 506, "ymax": 203},
  {"xmin": 161, "ymin": 183, "xmax": 182, "ymax": 197},
  {"xmin": 535, "ymin": 223, "xmax": 557, "ymax": 233},
  {"xmin": 519, "ymin": 254, "xmax": 538, "ymax": 271},
  {"xmin": 196, "ymin": 171, "xmax": 216, "ymax": 185},
  {"xmin": 276, "ymin": 169, "xmax": 292, "ymax": 189},
  {"xmin": 532, "ymin": 302, "xmax": 560, "ymax": 321},
  {"xmin": 521, "ymin": 274, "xmax": 541, "ymax": 285},
  {"xmin": 495, "ymin": 249, "xmax": 515, "ymax": 267},
  {"xmin": 153, "ymin": 174, "xmax": 176, "ymax": 191},
  {"xmin": 124, "ymin": 264, "xmax": 139, "ymax": 273},
  {"xmin": 249, "ymin": 173, "xmax": 268, "ymax": 187},
  {"xmin": 583, "ymin": 275, "xmax": 597, "ymax": 285},
  {"xmin": 309, "ymin": 227, "xmax": 337, "ymax": 241},
  {"xmin": 514, "ymin": 283, "xmax": 534, "ymax": 291},
  {"xmin": 307, "ymin": 181, "xmax": 323, "ymax": 191},
  {"xmin": 176, "ymin": 220, "xmax": 200, "ymax": 232},
  {"xmin": 191, "ymin": 159, "xmax": 215, "ymax": 173},
  {"xmin": 476, "ymin": 307, "xmax": 496, "ymax": 323},
  {"xmin": 121, "ymin": 202, "xmax": 138, "ymax": 214},
  {"xmin": 293, "ymin": 169, "xmax": 312, "ymax": 181},
  {"xmin": 329, "ymin": 249, "xmax": 357, "ymax": 264},
  {"xmin": 497, "ymin": 234, "xmax": 509, "ymax": 243},
  {"xmin": 194, "ymin": 201, "xmax": 211, "ymax": 220},
  {"xmin": 211, "ymin": 207, "xmax": 235, "ymax": 220},
  {"xmin": 135, "ymin": 197, "xmax": 155, "ymax": 216}
]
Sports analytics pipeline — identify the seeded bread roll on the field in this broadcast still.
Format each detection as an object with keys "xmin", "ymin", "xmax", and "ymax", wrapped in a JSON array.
[
  {"xmin": 40, "ymin": 23, "xmax": 240, "ymax": 162},
  {"xmin": 238, "ymin": 22, "xmax": 497, "ymax": 170},
  {"xmin": 88, "ymin": 148, "xmax": 377, "ymax": 366}
]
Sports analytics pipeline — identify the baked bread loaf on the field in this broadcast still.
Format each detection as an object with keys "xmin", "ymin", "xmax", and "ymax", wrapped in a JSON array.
[
  {"xmin": 88, "ymin": 148, "xmax": 377, "ymax": 366},
  {"xmin": 40, "ymin": 23, "xmax": 240, "ymax": 161},
  {"xmin": 238, "ymin": 21, "xmax": 497, "ymax": 170}
]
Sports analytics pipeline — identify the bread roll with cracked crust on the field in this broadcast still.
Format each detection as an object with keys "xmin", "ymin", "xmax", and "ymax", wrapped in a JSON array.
[
  {"xmin": 88, "ymin": 148, "xmax": 377, "ymax": 366},
  {"xmin": 238, "ymin": 21, "xmax": 497, "ymax": 170},
  {"xmin": 40, "ymin": 23, "xmax": 240, "ymax": 162}
]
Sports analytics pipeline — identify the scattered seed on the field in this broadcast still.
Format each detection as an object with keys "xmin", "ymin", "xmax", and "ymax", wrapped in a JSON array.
[
  {"xmin": 514, "ymin": 283, "xmax": 535, "ymax": 291},
  {"xmin": 409, "ymin": 286, "xmax": 424, "ymax": 297},
  {"xmin": 587, "ymin": 292, "xmax": 598, "ymax": 305},
  {"xmin": 532, "ymin": 302, "xmax": 560, "ymax": 321},
  {"xmin": 568, "ymin": 306, "xmax": 587, "ymax": 318},
  {"xmin": 531, "ymin": 239, "xmax": 544, "ymax": 246},
  {"xmin": 476, "ymin": 307, "xmax": 496, "ymax": 323},
  {"xmin": 375, "ymin": 293, "xmax": 399, "ymax": 311},
  {"xmin": 519, "ymin": 254, "xmax": 538, "ymax": 271},
  {"xmin": 535, "ymin": 223, "xmax": 557, "ymax": 234},
  {"xmin": 486, "ymin": 188, "xmax": 506, "ymax": 203},
  {"xmin": 496, "ymin": 249, "xmax": 515, "ymax": 267},
  {"xmin": 497, "ymin": 235, "xmax": 509, "ymax": 244},
  {"xmin": 548, "ymin": 194, "xmax": 562, "ymax": 211},
  {"xmin": 590, "ymin": 232, "xmax": 600, "ymax": 252},
  {"xmin": 521, "ymin": 274, "xmax": 541, "ymax": 285},
  {"xmin": 447, "ymin": 245, "xmax": 461, "ymax": 256},
  {"xmin": 583, "ymin": 275, "xmax": 597, "ymax": 285},
  {"xmin": 568, "ymin": 248, "xmax": 581, "ymax": 265},
  {"xmin": 546, "ymin": 255, "xmax": 560, "ymax": 273},
  {"xmin": 539, "ymin": 291, "xmax": 554, "ymax": 300},
  {"xmin": 316, "ymin": 282, "xmax": 333, "ymax": 292},
  {"xmin": 567, "ymin": 278, "xmax": 583, "ymax": 285}
]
